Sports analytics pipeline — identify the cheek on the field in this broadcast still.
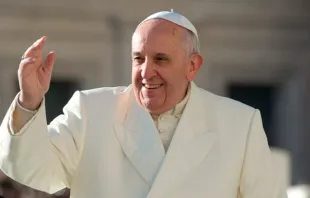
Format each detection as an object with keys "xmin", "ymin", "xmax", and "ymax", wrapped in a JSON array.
[
  {"xmin": 162, "ymin": 70, "xmax": 186, "ymax": 86},
  {"xmin": 132, "ymin": 67, "xmax": 140, "ymax": 81}
]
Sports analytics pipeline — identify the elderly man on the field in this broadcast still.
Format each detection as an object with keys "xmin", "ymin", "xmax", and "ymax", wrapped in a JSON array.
[{"xmin": 0, "ymin": 11, "xmax": 286, "ymax": 198}]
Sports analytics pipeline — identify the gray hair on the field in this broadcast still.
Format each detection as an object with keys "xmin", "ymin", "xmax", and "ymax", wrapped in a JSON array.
[{"xmin": 184, "ymin": 29, "xmax": 200, "ymax": 55}]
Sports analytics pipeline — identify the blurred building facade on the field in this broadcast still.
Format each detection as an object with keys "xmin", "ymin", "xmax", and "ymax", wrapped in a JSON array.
[{"xmin": 0, "ymin": 0, "xmax": 309, "ymax": 196}]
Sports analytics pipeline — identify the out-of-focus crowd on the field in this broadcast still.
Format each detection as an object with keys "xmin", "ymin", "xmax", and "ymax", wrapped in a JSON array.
[{"xmin": 0, "ymin": 171, "xmax": 69, "ymax": 198}]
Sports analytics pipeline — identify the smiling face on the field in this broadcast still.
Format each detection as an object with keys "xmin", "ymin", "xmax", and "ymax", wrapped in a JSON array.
[{"xmin": 131, "ymin": 19, "xmax": 202, "ymax": 114}]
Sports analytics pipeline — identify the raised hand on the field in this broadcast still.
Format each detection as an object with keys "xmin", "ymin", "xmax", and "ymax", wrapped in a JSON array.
[{"xmin": 18, "ymin": 36, "xmax": 56, "ymax": 111}]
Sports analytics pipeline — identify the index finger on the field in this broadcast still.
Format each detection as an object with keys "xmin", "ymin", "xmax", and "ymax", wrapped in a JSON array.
[{"xmin": 23, "ymin": 36, "xmax": 48, "ymax": 59}]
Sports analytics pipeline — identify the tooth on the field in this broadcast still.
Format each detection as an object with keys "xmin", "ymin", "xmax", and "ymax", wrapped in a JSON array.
[{"xmin": 144, "ymin": 84, "xmax": 161, "ymax": 89}]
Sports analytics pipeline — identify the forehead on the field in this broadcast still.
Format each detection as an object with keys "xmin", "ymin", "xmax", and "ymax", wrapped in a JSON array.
[{"xmin": 132, "ymin": 19, "xmax": 187, "ymax": 54}]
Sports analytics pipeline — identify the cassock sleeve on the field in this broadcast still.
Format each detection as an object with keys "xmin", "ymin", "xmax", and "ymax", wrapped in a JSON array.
[
  {"xmin": 239, "ymin": 110, "xmax": 288, "ymax": 198},
  {"xmin": 0, "ymin": 91, "xmax": 86, "ymax": 194}
]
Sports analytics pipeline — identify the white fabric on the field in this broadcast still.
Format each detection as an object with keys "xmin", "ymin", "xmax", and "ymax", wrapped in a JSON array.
[
  {"xmin": 0, "ymin": 82, "xmax": 287, "ymax": 198},
  {"xmin": 139, "ymin": 11, "xmax": 199, "ymax": 40},
  {"xmin": 152, "ymin": 85, "xmax": 190, "ymax": 152}
]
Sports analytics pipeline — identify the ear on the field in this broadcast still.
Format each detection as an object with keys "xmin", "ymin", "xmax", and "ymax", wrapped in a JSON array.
[{"xmin": 186, "ymin": 54, "xmax": 203, "ymax": 81}]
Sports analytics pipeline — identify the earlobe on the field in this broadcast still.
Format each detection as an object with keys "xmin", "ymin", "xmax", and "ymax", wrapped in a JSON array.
[{"xmin": 186, "ymin": 66, "xmax": 197, "ymax": 81}]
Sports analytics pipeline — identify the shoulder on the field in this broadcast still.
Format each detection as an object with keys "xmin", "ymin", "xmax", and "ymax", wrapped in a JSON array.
[
  {"xmin": 80, "ymin": 86, "xmax": 129, "ymax": 97},
  {"xmin": 194, "ymin": 86, "xmax": 262, "ymax": 144},
  {"xmin": 67, "ymin": 85, "xmax": 131, "ymax": 108},
  {"xmin": 76, "ymin": 85, "xmax": 130, "ymax": 100}
]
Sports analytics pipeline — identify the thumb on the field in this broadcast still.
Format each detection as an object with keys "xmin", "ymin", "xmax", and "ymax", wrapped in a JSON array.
[{"xmin": 43, "ymin": 51, "xmax": 56, "ymax": 73}]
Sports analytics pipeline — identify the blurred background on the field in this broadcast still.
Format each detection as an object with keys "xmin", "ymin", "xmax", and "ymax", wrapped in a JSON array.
[{"xmin": 0, "ymin": 0, "xmax": 309, "ymax": 197}]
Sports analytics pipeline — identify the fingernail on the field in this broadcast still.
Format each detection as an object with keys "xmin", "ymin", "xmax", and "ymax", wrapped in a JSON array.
[{"xmin": 30, "ymin": 58, "xmax": 36, "ymax": 62}]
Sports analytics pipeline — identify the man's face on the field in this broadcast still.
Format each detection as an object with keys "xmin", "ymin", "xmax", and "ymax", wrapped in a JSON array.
[{"xmin": 131, "ymin": 19, "xmax": 202, "ymax": 114}]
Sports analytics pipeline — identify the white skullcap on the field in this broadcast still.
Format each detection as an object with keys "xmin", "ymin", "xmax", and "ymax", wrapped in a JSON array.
[{"xmin": 138, "ymin": 10, "xmax": 199, "ymax": 40}]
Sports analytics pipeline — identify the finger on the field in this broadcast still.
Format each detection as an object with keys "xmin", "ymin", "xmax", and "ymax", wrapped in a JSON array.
[
  {"xmin": 23, "ymin": 36, "xmax": 48, "ymax": 59},
  {"xmin": 43, "ymin": 51, "xmax": 56, "ymax": 73},
  {"xmin": 32, "ymin": 36, "xmax": 47, "ymax": 48}
]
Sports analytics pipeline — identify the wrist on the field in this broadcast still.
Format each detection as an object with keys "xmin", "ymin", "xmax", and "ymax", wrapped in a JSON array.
[{"xmin": 18, "ymin": 92, "xmax": 43, "ymax": 111}]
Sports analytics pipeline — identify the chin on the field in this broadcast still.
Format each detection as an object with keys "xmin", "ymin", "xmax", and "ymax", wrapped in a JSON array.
[
  {"xmin": 135, "ymin": 90, "xmax": 163, "ymax": 112},
  {"xmin": 141, "ymin": 100, "xmax": 163, "ymax": 113}
]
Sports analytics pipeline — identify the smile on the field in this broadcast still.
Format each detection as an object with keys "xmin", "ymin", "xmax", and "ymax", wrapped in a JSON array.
[{"xmin": 142, "ymin": 84, "xmax": 163, "ymax": 89}]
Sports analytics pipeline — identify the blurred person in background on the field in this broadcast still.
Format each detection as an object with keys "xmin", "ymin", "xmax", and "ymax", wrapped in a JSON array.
[
  {"xmin": 0, "ymin": 171, "xmax": 69, "ymax": 198},
  {"xmin": 0, "ymin": 11, "xmax": 287, "ymax": 198}
]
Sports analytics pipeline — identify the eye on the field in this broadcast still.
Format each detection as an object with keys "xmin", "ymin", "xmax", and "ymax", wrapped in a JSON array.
[
  {"xmin": 133, "ymin": 56, "xmax": 144, "ymax": 64},
  {"xmin": 156, "ymin": 56, "xmax": 167, "ymax": 61},
  {"xmin": 154, "ymin": 56, "xmax": 169, "ymax": 65}
]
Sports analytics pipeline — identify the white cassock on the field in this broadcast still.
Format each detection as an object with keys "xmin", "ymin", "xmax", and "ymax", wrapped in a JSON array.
[{"xmin": 0, "ymin": 82, "xmax": 287, "ymax": 198}]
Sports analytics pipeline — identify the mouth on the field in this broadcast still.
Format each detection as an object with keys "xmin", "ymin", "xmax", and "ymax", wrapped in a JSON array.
[{"xmin": 142, "ymin": 83, "xmax": 164, "ymax": 89}]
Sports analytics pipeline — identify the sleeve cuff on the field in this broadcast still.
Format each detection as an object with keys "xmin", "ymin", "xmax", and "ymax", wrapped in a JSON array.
[
  {"xmin": 8, "ymin": 94, "xmax": 43, "ymax": 136},
  {"xmin": 16, "ymin": 99, "xmax": 38, "ymax": 113}
]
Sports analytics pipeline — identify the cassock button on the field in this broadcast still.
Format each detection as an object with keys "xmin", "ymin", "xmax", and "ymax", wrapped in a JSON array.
[{"xmin": 159, "ymin": 129, "xmax": 165, "ymax": 133}]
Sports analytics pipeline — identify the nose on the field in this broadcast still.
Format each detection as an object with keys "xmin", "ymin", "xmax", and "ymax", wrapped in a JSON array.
[{"xmin": 140, "ymin": 59, "xmax": 157, "ymax": 79}]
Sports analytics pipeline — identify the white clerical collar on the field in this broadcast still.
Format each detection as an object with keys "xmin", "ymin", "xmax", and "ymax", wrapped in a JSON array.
[{"xmin": 152, "ymin": 83, "xmax": 191, "ymax": 119}]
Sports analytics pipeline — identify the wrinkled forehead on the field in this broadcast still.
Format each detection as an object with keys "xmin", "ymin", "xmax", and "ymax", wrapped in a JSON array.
[
  {"xmin": 132, "ymin": 19, "xmax": 188, "ymax": 53},
  {"xmin": 134, "ymin": 19, "xmax": 187, "ymax": 39}
]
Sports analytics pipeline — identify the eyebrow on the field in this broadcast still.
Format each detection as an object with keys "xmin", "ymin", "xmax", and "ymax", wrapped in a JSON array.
[
  {"xmin": 155, "ymin": 53, "xmax": 169, "ymax": 57},
  {"xmin": 132, "ymin": 52, "xmax": 141, "ymax": 56},
  {"xmin": 131, "ymin": 52, "xmax": 169, "ymax": 57}
]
